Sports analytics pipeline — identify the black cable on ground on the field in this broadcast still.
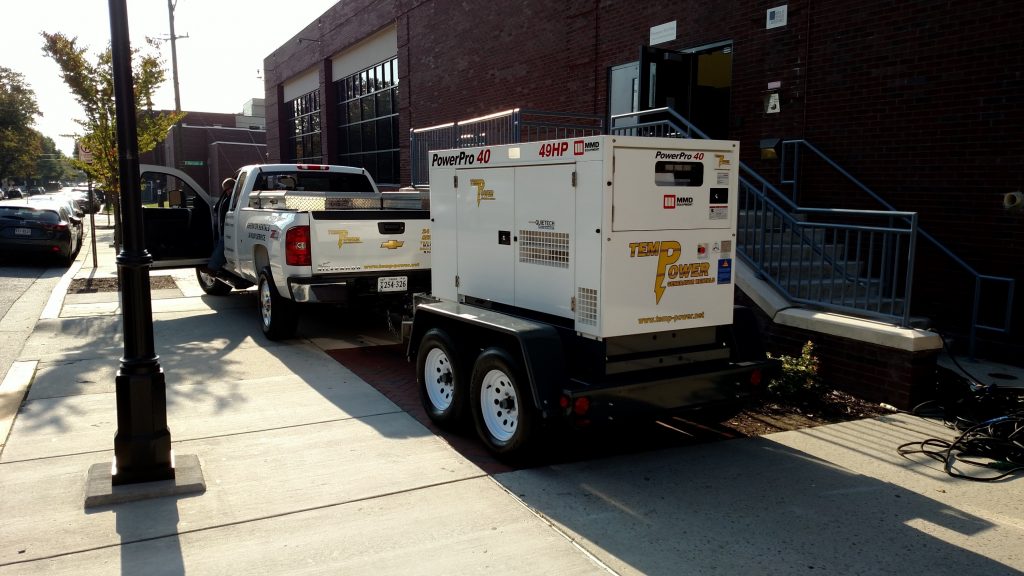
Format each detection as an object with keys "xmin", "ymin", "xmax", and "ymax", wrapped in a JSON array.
[{"xmin": 897, "ymin": 331, "xmax": 1024, "ymax": 482}]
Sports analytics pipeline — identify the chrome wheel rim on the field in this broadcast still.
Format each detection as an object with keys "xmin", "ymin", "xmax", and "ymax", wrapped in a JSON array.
[
  {"xmin": 480, "ymin": 369, "xmax": 517, "ymax": 442},
  {"xmin": 424, "ymin": 347, "xmax": 454, "ymax": 411},
  {"xmin": 259, "ymin": 279, "xmax": 273, "ymax": 329}
]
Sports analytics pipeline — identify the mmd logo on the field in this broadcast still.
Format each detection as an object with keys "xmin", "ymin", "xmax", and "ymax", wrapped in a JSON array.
[
  {"xmin": 573, "ymin": 140, "xmax": 601, "ymax": 155},
  {"xmin": 663, "ymin": 195, "xmax": 676, "ymax": 209}
]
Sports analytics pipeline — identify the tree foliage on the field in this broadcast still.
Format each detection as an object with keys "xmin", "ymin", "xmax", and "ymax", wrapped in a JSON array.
[
  {"xmin": 41, "ymin": 32, "xmax": 183, "ymax": 241},
  {"xmin": 0, "ymin": 66, "xmax": 42, "ymax": 186},
  {"xmin": 0, "ymin": 67, "xmax": 41, "ymax": 132}
]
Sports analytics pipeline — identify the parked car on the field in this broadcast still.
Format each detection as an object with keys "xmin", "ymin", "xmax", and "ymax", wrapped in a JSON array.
[
  {"xmin": 0, "ymin": 199, "xmax": 83, "ymax": 266},
  {"xmin": 68, "ymin": 188, "xmax": 102, "ymax": 214},
  {"xmin": 4, "ymin": 188, "xmax": 25, "ymax": 199},
  {"xmin": 32, "ymin": 194, "xmax": 84, "ymax": 219}
]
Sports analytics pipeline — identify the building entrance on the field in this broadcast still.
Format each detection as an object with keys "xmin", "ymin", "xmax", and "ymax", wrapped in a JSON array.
[{"xmin": 610, "ymin": 42, "xmax": 732, "ymax": 140}]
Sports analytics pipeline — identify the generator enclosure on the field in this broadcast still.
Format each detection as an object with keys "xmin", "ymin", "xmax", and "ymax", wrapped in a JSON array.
[{"xmin": 428, "ymin": 135, "xmax": 740, "ymax": 340}]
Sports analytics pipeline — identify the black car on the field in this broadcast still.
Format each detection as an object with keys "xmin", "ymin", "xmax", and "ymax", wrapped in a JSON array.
[{"xmin": 0, "ymin": 200, "xmax": 83, "ymax": 266}]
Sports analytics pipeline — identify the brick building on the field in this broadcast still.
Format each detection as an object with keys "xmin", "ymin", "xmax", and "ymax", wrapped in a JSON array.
[
  {"xmin": 262, "ymin": 1, "xmax": 1023, "ymax": 370},
  {"xmin": 142, "ymin": 99, "xmax": 267, "ymax": 197}
]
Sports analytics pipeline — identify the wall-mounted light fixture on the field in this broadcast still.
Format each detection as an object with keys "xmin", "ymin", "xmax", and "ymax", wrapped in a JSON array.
[{"xmin": 759, "ymin": 138, "xmax": 780, "ymax": 160}]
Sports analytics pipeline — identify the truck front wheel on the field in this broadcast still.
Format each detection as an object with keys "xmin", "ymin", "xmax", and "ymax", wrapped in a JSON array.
[
  {"xmin": 196, "ymin": 268, "xmax": 232, "ymax": 296},
  {"xmin": 416, "ymin": 329, "xmax": 466, "ymax": 429},
  {"xmin": 258, "ymin": 267, "xmax": 298, "ymax": 340},
  {"xmin": 470, "ymin": 348, "xmax": 535, "ymax": 457}
]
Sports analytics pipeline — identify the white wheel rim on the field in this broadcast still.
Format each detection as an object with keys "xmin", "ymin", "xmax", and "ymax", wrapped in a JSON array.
[
  {"xmin": 260, "ymin": 280, "xmax": 273, "ymax": 328},
  {"xmin": 480, "ymin": 368, "xmax": 517, "ymax": 442},
  {"xmin": 424, "ymin": 347, "xmax": 454, "ymax": 411}
]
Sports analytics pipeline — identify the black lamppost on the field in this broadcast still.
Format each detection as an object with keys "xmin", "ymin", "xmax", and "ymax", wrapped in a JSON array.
[{"xmin": 108, "ymin": 0, "xmax": 174, "ymax": 485}]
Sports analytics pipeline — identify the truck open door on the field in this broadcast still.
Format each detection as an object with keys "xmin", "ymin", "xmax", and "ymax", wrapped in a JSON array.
[{"xmin": 138, "ymin": 164, "xmax": 215, "ymax": 269}]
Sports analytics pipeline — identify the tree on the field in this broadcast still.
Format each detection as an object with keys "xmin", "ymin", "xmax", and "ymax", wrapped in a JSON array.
[
  {"xmin": 0, "ymin": 67, "xmax": 40, "ymax": 132},
  {"xmin": 0, "ymin": 128, "xmax": 42, "ymax": 187},
  {"xmin": 36, "ymin": 135, "xmax": 69, "ymax": 187},
  {"xmin": 0, "ymin": 67, "xmax": 42, "ymax": 187},
  {"xmin": 42, "ymin": 32, "xmax": 183, "ymax": 247}
]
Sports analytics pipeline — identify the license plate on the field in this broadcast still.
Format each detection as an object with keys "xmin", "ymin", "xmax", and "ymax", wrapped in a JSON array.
[
  {"xmin": 377, "ymin": 276, "xmax": 408, "ymax": 292},
  {"xmin": 14, "ymin": 228, "xmax": 31, "ymax": 236}
]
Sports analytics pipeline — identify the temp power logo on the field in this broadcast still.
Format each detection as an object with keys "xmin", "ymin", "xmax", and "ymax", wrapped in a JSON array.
[
  {"xmin": 329, "ymin": 229, "xmax": 363, "ymax": 250},
  {"xmin": 629, "ymin": 241, "xmax": 713, "ymax": 303}
]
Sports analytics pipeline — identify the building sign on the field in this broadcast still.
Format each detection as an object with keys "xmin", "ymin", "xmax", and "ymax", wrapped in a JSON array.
[
  {"xmin": 650, "ymin": 21, "xmax": 677, "ymax": 46},
  {"xmin": 183, "ymin": 160, "xmax": 205, "ymax": 166}
]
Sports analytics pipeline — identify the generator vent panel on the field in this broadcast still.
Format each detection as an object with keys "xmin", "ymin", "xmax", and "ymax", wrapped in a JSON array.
[
  {"xmin": 577, "ymin": 287, "xmax": 599, "ymax": 326},
  {"xmin": 519, "ymin": 230, "xmax": 569, "ymax": 268}
]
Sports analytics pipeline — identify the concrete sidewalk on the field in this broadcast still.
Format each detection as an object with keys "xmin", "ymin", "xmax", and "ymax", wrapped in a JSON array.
[{"xmin": 0, "ymin": 224, "xmax": 1021, "ymax": 575}]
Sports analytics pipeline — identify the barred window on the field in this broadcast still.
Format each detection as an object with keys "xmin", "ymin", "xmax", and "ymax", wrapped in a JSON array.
[{"xmin": 333, "ymin": 58, "xmax": 399, "ymax": 185}]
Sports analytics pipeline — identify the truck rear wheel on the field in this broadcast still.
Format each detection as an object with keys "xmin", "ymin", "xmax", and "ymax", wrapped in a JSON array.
[
  {"xmin": 258, "ymin": 267, "xmax": 298, "ymax": 340},
  {"xmin": 416, "ymin": 329, "xmax": 466, "ymax": 429},
  {"xmin": 196, "ymin": 267, "xmax": 232, "ymax": 295},
  {"xmin": 470, "ymin": 348, "xmax": 535, "ymax": 457}
]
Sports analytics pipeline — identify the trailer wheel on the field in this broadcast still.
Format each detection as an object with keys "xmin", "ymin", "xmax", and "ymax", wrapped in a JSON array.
[
  {"xmin": 258, "ymin": 267, "xmax": 298, "ymax": 340},
  {"xmin": 470, "ymin": 348, "xmax": 535, "ymax": 456},
  {"xmin": 196, "ymin": 267, "xmax": 232, "ymax": 295},
  {"xmin": 416, "ymin": 329, "xmax": 466, "ymax": 428}
]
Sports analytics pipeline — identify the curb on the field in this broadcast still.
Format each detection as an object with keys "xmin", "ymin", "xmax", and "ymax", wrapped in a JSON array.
[{"xmin": 0, "ymin": 361, "xmax": 37, "ymax": 458}]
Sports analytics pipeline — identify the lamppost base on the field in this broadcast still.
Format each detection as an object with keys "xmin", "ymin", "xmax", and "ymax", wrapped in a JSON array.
[{"xmin": 85, "ymin": 454, "xmax": 205, "ymax": 509}]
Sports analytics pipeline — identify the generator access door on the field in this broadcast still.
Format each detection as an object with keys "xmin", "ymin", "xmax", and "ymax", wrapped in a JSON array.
[
  {"xmin": 514, "ymin": 163, "xmax": 575, "ymax": 319},
  {"xmin": 456, "ymin": 167, "xmax": 516, "ymax": 305}
]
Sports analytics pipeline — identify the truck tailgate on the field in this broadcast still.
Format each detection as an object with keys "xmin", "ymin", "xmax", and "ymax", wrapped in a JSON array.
[{"xmin": 308, "ymin": 210, "xmax": 430, "ymax": 275}]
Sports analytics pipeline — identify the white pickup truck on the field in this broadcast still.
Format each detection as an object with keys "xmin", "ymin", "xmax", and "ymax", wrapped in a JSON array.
[{"xmin": 139, "ymin": 163, "xmax": 430, "ymax": 339}]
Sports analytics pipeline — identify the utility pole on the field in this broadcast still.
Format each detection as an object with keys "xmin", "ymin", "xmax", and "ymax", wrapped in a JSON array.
[{"xmin": 167, "ymin": 0, "xmax": 181, "ymax": 112}]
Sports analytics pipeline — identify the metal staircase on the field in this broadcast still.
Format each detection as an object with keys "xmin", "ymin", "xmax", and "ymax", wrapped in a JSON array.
[{"xmin": 611, "ymin": 107, "xmax": 1014, "ymax": 355}]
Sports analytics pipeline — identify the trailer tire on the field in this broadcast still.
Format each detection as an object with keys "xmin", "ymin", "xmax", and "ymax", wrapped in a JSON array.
[
  {"xmin": 416, "ymin": 329, "xmax": 466, "ymax": 429},
  {"xmin": 258, "ymin": 267, "xmax": 298, "ymax": 340},
  {"xmin": 470, "ymin": 348, "xmax": 535, "ymax": 457},
  {"xmin": 196, "ymin": 267, "xmax": 232, "ymax": 295}
]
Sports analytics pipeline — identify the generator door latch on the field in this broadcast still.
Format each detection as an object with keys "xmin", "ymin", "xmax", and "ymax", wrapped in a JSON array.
[{"xmin": 498, "ymin": 230, "xmax": 511, "ymax": 245}]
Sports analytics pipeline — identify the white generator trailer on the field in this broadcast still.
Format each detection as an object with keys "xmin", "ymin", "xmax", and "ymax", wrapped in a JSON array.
[{"xmin": 408, "ymin": 135, "xmax": 773, "ymax": 457}]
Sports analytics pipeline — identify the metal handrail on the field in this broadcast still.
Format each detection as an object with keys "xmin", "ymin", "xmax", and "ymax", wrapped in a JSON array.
[
  {"xmin": 781, "ymin": 139, "xmax": 1014, "ymax": 356},
  {"xmin": 611, "ymin": 109, "xmax": 920, "ymax": 327}
]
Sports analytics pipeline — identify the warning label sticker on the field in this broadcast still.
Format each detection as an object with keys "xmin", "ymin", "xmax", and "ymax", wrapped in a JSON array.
[{"xmin": 710, "ymin": 206, "xmax": 729, "ymax": 220}]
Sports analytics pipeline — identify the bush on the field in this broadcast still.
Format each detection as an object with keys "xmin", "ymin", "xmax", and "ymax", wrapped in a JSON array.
[{"xmin": 768, "ymin": 340, "xmax": 823, "ymax": 400}]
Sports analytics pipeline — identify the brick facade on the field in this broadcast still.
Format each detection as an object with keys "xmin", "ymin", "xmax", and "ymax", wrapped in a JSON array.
[{"xmin": 265, "ymin": 0, "xmax": 1023, "ymax": 357}]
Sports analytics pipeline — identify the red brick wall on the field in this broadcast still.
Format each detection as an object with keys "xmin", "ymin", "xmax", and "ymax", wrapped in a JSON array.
[
  {"xmin": 737, "ymin": 291, "xmax": 939, "ymax": 409},
  {"xmin": 264, "ymin": 0, "xmax": 1024, "ymax": 353}
]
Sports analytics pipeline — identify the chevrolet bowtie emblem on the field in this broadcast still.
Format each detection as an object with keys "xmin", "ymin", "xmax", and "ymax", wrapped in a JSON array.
[{"xmin": 380, "ymin": 240, "xmax": 404, "ymax": 250}]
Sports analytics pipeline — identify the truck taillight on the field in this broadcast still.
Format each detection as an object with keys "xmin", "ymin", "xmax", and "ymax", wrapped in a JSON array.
[
  {"xmin": 286, "ymin": 226, "xmax": 311, "ymax": 266},
  {"xmin": 296, "ymin": 164, "xmax": 330, "ymax": 171}
]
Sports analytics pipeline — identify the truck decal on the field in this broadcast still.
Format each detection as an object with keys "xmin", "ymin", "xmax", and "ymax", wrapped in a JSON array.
[
  {"xmin": 329, "ymin": 229, "xmax": 363, "ymax": 250},
  {"xmin": 420, "ymin": 228, "xmax": 431, "ymax": 253},
  {"xmin": 380, "ymin": 240, "xmax": 404, "ymax": 250}
]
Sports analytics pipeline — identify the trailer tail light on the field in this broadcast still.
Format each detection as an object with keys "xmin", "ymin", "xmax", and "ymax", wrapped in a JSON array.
[
  {"xmin": 285, "ymin": 226, "xmax": 311, "ymax": 266},
  {"xmin": 750, "ymin": 369, "xmax": 763, "ymax": 386}
]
